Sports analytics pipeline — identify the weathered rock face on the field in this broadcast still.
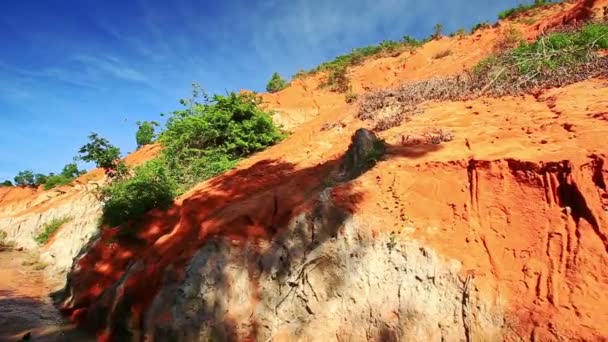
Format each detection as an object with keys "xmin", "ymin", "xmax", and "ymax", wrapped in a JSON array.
[
  {"xmin": 58, "ymin": 187, "xmax": 506, "ymax": 341},
  {"xmin": 0, "ymin": 184, "xmax": 102, "ymax": 288},
  {"xmin": 144, "ymin": 191, "xmax": 505, "ymax": 341}
]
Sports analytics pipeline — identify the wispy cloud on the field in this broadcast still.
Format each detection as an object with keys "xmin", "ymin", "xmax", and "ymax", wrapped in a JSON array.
[{"xmin": 70, "ymin": 55, "xmax": 148, "ymax": 83}]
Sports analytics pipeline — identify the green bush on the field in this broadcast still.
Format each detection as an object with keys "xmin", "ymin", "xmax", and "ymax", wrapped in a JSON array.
[
  {"xmin": 453, "ymin": 28, "xmax": 467, "ymax": 38},
  {"xmin": 14, "ymin": 170, "xmax": 35, "ymax": 186},
  {"xmin": 498, "ymin": 0, "xmax": 554, "ymax": 20},
  {"xmin": 35, "ymin": 216, "xmax": 72, "ymax": 244},
  {"xmin": 472, "ymin": 22, "xmax": 491, "ymax": 34},
  {"xmin": 1, "ymin": 180, "xmax": 12, "ymax": 187},
  {"xmin": 266, "ymin": 72, "xmax": 289, "ymax": 93},
  {"xmin": 100, "ymin": 159, "xmax": 177, "ymax": 228},
  {"xmin": 299, "ymin": 36, "xmax": 423, "ymax": 84},
  {"xmin": 321, "ymin": 64, "xmax": 349, "ymax": 92},
  {"xmin": 100, "ymin": 89, "xmax": 285, "ymax": 229},
  {"xmin": 433, "ymin": 23, "xmax": 444, "ymax": 39},
  {"xmin": 77, "ymin": 133, "xmax": 122, "ymax": 172},
  {"xmin": 43, "ymin": 163, "xmax": 86, "ymax": 190},
  {"xmin": 43, "ymin": 175, "xmax": 73, "ymax": 190},
  {"xmin": 135, "ymin": 121, "xmax": 159, "ymax": 148}
]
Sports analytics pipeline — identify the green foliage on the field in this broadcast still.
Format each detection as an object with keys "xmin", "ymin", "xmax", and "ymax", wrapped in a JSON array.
[
  {"xmin": 299, "ymin": 36, "xmax": 423, "ymax": 83},
  {"xmin": 14, "ymin": 170, "xmax": 35, "ymax": 186},
  {"xmin": 135, "ymin": 121, "xmax": 159, "ymax": 148},
  {"xmin": 433, "ymin": 23, "xmax": 444, "ymax": 39},
  {"xmin": 43, "ymin": 164, "xmax": 85, "ymax": 190},
  {"xmin": 100, "ymin": 88, "xmax": 285, "ymax": 229},
  {"xmin": 12, "ymin": 163, "xmax": 85, "ymax": 190},
  {"xmin": 43, "ymin": 175, "xmax": 72, "ymax": 190},
  {"xmin": 35, "ymin": 216, "xmax": 72, "ymax": 245},
  {"xmin": 34, "ymin": 173, "xmax": 47, "ymax": 185},
  {"xmin": 321, "ymin": 64, "xmax": 349, "ymax": 92},
  {"xmin": 1, "ymin": 180, "xmax": 12, "ymax": 187},
  {"xmin": 161, "ymin": 92, "xmax": 284, "ymax": 161},
  {"xmin": 498, "ymin": 0, "xmax": 554, "ymax": 20},
  {"xmin": 473, "ymin": 22, "xmax": 608, "ymax": 90},
  {"xmin": 266, "ymin": 72, "xmax": 289, "ymax": 93},
  {"xmin": 77, "ymin": 133, "xmax": 122, "ymax": 171},
  {"xmin": 100, "ymin": 159, "xmax": 177, "ymax": 228},
  {"xmin": 471, "ymin": 21, "xmax": 491, "ymax": 34},
  {"xmin": 62, "ymin": 163, "xmax": 85, "ymax": 178},
  {"xmin": 477, "ymin": 22, "xmax": 608, "ymax": 77},
  {"xmin": 454, "ymin": 28, "xmax": 467, "ymax": 37}
]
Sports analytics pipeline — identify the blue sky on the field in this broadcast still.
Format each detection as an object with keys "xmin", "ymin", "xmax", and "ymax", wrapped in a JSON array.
[{"xmin": 0, "ymin": 0, "xmax": 532, "ymax": 181}]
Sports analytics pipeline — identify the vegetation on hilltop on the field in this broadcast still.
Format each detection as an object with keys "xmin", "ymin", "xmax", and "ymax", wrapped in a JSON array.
[
  {"xmin": 266, "ymin": 72, "xmax": 289, "ymax": 93},
  {"xmin": 498, "ymin": 0, "xmax": 557, "ymax": 20},
  {"xmin": 135, "ymin": 121, "xmax": 159, "ymax": 148},
  {"xmin": 9, "ymin": 164, "xmax": 85, "ymax": 190},
  {"xmin": 297, "ymin": 36, "xmax": 425, "ymax": 92},
  {"xmin": 35, "ymin": 216, "xmax": 72, "ymax": 245},
  {"xmin": 359, "ymin": 21, "xmax": 608, "ymax": 130},
  {"xmin": 99, "ymin": 85, "xmax": 286, "ymax": 231}
]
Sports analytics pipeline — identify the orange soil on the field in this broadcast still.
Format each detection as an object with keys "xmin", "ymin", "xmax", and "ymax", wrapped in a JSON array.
[{"xmin": 2, "ymin": 1, "xmax": 608, "ymax": 340}]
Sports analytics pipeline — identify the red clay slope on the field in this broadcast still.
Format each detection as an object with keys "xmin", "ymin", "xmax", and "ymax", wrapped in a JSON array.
[{"xmin": 7, "ymin": 0, "xmax": 608, "ymax": 340}]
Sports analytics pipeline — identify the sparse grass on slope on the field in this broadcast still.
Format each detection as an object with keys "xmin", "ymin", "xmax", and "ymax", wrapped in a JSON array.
[
  {"xmin": 359, "ymin": 22, "xmax": 608, "ymax": 131},
  {"xmin": 35, "ymin": 216, "xmax": 72, "ymax": 244},
  {"xmin": 299, "ymin": 37, "xmax": 425, "ymax": 92},
  {"xmin": 498, "ymin": 0, "xmax": 557, "ymax": 20}
]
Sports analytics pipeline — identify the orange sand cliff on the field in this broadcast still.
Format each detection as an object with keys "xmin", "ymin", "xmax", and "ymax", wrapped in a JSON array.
[{"xmin": 1, "ymin": 1, "xmax": 608, "ymax": 340}]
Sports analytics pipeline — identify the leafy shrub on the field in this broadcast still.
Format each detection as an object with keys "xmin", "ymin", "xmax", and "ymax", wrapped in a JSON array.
[
  {"xmin": 14, "ymin": 170, "xmax": 35, "ymax": 186},
  {"xmin": 35, "ymin": 216, "xmax": 72, "ymax": 244},
  {"xmin": 77, "ymin": 133, "xmax": 122, "ymax": 172},
  {"xmin": 498, "ymin": 0, "xmax": 555, "ymax": 20},
  {"xmin": 161, "ymin": 92, "xmax": 285, "ymax": 161},
  {"xmin": 135, "ymin": 121, "xmax": 159, "ymax": 148},
  {"xmin": 266, "ymin": 72, "xmax": 289, "ymax": 93},
  {"xmin": 321, "ymin": 65, "xmax": 349, "ymax": 92},
  {"xmin": 100, "ymin": 159, "xmax": 177, "ymax": 228},
  {"xmin": 43, "ymin": 164, "xmax": 85, "ymax": 190},
  {"xmin": 43, "ymin": 175, "xmax": 73, "ymax": 190},
  {"xmin": 433, "ymin": 23, "xmax": 444, "ymax": 39},
  {"xmin": 471, "ymin": 21, "xmax": 491, "ymax": 34},
  {"xmin": 100, "ymin": 89, "xmax": 285, "ymax": 229},
  {"xmin": 453, "ymin": 28, "xmax": 467, "ymax": 38},
  {"xmin": 1, "ymin": 180, "xmax": 12, "ymax": 187},
  {"xmin": 300, "ymin": 36, "xmax": 424, "ymax": 84}
]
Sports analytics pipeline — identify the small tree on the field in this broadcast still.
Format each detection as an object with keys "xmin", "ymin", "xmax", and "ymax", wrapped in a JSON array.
[
  {"xmin": 61, "ymin": 163, "xmax": 85, "ymax": 178},
  {"xmin": 14, "ymin": 170, "xmax": 35, "ymax": 186},
  {"xmin": 135, "ymin": 121, "xmax": 159, "ymax": 148},
  {"xmin": 266, "ymin": 72, "xmax": 288, "ymax": 93},
  {"xmin": 433, "ymin": 23, "xmax": 444, "ymax": 39},
  {"xmin": 34, "ymin": 173, "xmax": 48, "ymax": 185},
  {"xmin": 1, "ymin": 180, "xmax": 12, "ymax": 187},
  {"xmin": 77, "ymin": 133, "xmax": 122, "ymax": 174}
]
